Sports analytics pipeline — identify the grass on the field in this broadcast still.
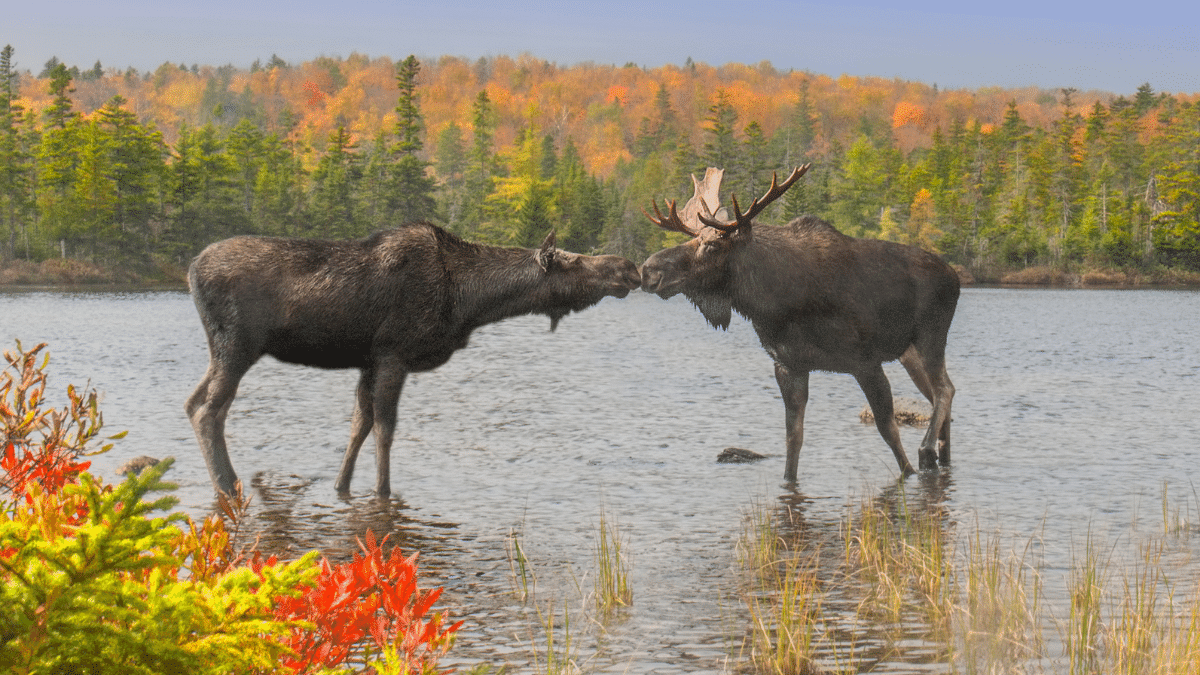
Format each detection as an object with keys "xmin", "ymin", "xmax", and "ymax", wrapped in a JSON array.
[
  {"xmin": 593, "ymin": 509, "xmax": 632, "ymax": 615},
  {"xmin": 505, "ymin": 524, "xmax": 533, "ymax": 602},
  {"xmin": 486, "ymin": 486, "xmax": 1200, "ymax": 674},
  {"xmin": 730, "ymin": 484, "xmax": 1200, "ymax": 675}
]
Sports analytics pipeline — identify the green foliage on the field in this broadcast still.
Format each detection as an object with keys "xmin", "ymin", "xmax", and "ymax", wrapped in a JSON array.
[
  {"xmin": 0, "ymin": 462, "xmax": 318, "ymax": 674},
  {"xmin": 1, "ymin": 341, "xmax": 462, "ymax": 674}
]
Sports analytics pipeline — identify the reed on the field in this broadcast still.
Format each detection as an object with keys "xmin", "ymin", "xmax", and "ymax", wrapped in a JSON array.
[
  {"xmin": 737, "ymin": 498, "xmax": 784, "ymax": 579},
  {"xmin": 744, "ymin": 555, "xmax": 825, "ymax": 675},
  {"xmin": 506, "ymin": 525, "xmax": 533, "ymax": 602},
  {"xmin": 736, "ymin": 500, "xmax": 835, "ymax": 675},
  {"xmin": 952, "ymin": 526, "xmax": 1044, "ymax": 673},
  {"xmin": 593, "ymin": 509, "xmax": 633, "ymax": 614},
  {"xmin": 534, "ymin": 598, "xmax": 579, "ymax": 675},
  {"xmin": 1067, "ymin": 529, "xmax": 1107, "ymax": 675}
]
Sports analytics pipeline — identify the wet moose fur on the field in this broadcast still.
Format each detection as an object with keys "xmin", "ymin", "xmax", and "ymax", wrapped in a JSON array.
[
  {"xmin": 640, "ymin": 167, "xmax": 960, "ymax": 481},
  {"xmin": 186, "ymin": 223, "xmax": 640, "ymax": 497}
]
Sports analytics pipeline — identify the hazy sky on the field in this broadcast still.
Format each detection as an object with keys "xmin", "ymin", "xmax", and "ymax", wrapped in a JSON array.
[{"xmin": 8, "ymin": 1, "xmax": 1198, "ymax": 95}]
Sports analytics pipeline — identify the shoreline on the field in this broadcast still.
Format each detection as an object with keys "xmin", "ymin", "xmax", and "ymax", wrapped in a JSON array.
[{"xmin": 2, "ymin": 259, "xmax": 1198, "ymax": 291}]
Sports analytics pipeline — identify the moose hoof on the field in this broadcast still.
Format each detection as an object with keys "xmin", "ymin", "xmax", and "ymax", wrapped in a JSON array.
[{"xmin": 918, "ymin": 450, "xmax": 939, "ymax": 471}]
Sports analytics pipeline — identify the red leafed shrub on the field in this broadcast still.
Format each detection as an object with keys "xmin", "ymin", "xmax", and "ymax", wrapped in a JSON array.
[
  {"xmin": 263, "ymin": 530, "xmax": 463, "ymax": 674},
  {"xmin": 2, "ymin": 341, "xmax": 464, "ymax": 675},
  {"xmin": 1, "ymin": 341, "xmax": 118, "ymax": 520}
]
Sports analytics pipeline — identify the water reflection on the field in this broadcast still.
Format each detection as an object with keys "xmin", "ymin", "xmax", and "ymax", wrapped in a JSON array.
[{"xmin": 240, "ymin": 470, "xmax": 463, "ymax": 566}]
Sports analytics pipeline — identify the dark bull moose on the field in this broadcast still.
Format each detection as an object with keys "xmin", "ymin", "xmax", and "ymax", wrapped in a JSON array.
[
  {"xmin": 641, "ymin": 166, "xmax": 960, "ymax": 480},
  {"xmin": 186, "ymin": 223, "xmax": 640, "ymax": 498}
]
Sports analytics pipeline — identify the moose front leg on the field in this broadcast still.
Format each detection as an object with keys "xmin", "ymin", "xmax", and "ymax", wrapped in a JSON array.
[
  {"xmin": 774, "ymin": 363, "xmax": 810, "ymax": 482},
  {"xmin": 186, "ymin": 359, "xmax": 252, "ymax": 498},
  {"xmin": 334, "ymin": 361, "xmax": 408, "ymax": 497}
]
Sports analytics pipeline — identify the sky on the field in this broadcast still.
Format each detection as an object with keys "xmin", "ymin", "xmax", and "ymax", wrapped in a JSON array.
[{"xmin": 8, "ymin": 0, "xmax": 1199, "ymax": 95}]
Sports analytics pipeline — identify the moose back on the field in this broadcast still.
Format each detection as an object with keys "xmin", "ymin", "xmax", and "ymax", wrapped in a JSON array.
[{"xmin": 186, "ymin": 223, "xmax": 640, "ymax": 498}]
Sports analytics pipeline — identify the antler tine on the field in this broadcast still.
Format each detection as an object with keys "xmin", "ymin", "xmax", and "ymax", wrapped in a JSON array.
[
  {"xmin": 735, "ymin": 165, "xmax": 811, "ymax": 225},
  {"xmin": 643, "ymin": 198, "xmax": 699, "ymax": 236}
]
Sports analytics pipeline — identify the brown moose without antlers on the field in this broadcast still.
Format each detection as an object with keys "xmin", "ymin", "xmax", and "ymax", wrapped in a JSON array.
[
  {"xmin": 186, "ymin": 223, "xmax": 641, "ymax": 498},
  {"xmin": 641, "ymin": 165, "xmax": 960, "ymax": 480}
]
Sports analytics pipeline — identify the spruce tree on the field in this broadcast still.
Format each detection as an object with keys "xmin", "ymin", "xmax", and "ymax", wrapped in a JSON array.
[{"xmin": 390, "ymin": 55, "xmax": 436, "ymax": 224}]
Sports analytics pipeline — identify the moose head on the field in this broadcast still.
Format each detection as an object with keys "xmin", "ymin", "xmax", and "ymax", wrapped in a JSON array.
[{"xmin": 640, "ymin": 165, "xmax": 809, "ymax": 303}]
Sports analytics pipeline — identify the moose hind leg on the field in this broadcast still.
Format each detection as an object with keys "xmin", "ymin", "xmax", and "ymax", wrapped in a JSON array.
[
  {"xmin": 855, "ymin": 365, "xmax": 916, "ymax": 476},
  {"xmin": 929, "ymin": 364, "xmax": 954, "ymax": 466},
  {"xmin": 899, "ymin": 346, "xmax": 939, "ymax": 469},
  {"xmin": 335, "ymin": 368, "xmax": 377, "ymax": 494},
  {"xmin": 774, "ymin": 363, "xmax": 810, "ymax": 482}
]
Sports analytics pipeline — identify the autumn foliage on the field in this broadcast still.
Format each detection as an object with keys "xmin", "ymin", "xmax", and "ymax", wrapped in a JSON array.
[{"xmin": 0, "ymin": 341, "xmax": 461, "ymax": 674}]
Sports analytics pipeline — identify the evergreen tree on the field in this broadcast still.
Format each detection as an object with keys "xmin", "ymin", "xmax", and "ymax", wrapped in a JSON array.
[
  {"xmin": 389, "ymin": 55, "xmax": 437, "ymax": 224},
  {"xmin": 94, "ymin": 95, "xmax": 165, "ymax": 256},
  {"xmin": 701, "ymin": 90, "xmax": 739, "ymax": 173},
  {"xmin": 461, "ymin": 90, "xmax": 497, "ymax": 236},
  {"xmin": 37, "ymin": 65, "xmax": 81, "ymax": 257},
  {"xmin": 309, "ymin": 126, "xmax": 360, "ymax": 238},
  {"xmin": 739, "ymin": 121, "xmax": 771, "ymax": 213},
  {"xmin": 435, "ymin": 122, "xmax": 468, "ymax": 231},
  {"xmin": 0, "ymin": 45, "xmax": 35, "ymax": 259}
]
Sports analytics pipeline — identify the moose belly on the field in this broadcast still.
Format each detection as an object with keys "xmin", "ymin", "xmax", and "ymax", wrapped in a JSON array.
[{"xmin": 759, "ymin": 319, "xmax": 905, "ymax": 374}]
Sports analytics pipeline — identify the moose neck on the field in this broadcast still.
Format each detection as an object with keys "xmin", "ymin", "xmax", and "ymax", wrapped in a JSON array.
[{"xmin": 448, "ymin": 244, "xmax": 554, "ymax": 330}]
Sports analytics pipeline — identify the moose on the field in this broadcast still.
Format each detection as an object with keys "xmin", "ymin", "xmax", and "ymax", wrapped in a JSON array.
[
  {"xmin": 640, "ymin": 166, "xmax": 960, "ymax": 480},
  {"xmin": 186, "ymin": 223, "xmax": 641, "ymax": 498}
]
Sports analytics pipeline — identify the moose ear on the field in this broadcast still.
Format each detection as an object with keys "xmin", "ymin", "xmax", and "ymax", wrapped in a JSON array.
[{"xmin": 537, "ymin": 229, "xmax": 557, "ymax": 272}]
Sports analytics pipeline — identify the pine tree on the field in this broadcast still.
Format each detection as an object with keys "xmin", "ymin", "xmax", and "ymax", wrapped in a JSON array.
[
  {"xmin": 702, "ymin": 90, "xmax": 739, "ymax": 173},
  {"xmin": 390, "ymin": 55, "xmax": 437, "ymax": 224},
  {"xmin": 0, "ymin": 45, "xmax": 34, "ymax": 259},
  {"xmin": 461, "ymin": 90, "xmax": 497, "ymax": 236},
  {"xmin": 309, "ymin": 126, "xmax": 360, "ymax": 238}
]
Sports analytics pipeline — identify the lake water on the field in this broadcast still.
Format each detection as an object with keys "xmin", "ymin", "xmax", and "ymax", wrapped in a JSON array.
[{"xmin": 3, "ymin": 285, "xmax": 1199, "ymax": 673}]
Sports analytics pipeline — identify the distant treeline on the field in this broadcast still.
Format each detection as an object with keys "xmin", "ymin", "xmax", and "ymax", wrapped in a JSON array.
[{"xmin": 1, "ymin": 45, "xmax": 1199, "ymax": 280}]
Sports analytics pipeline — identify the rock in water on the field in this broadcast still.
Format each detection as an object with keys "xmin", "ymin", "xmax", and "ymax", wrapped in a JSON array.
[
  {"xmin": 717, "ymin": 447, "xmax": 768, "ymax": 464},
  {"xmin": 859, "ymin": 397, "xmax": 932, "ymax": 427},
  {"xmin": 116, "ymin": 455, "xmax": 161, "ymax": 475}
]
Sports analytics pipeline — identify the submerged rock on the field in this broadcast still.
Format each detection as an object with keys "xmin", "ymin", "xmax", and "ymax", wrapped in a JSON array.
[
  {"xmin": 859, "ymin": 397, "xmax": 931, "ymax": 427},
  {"xmin": 115, "ymin": 455, "xmax": 162, "ymax": 475},
  {"xmin": 717, "ymin": 447, "xmax": 768, "ymax": 464}
]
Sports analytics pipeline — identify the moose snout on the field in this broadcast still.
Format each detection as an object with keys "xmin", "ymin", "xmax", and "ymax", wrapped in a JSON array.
[
  {"xmin": 603, "ymin": 256, "xmax": 641, "ymax": 297},
  {"xmin": 639, "ymin": 265, "xmax": 661, "ymax": 292}
]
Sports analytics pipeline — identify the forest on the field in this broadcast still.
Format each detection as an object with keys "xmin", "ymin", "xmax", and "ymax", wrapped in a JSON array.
[{"xmin": 1, "ymin": 45, "xmax": 1199, "ymax": 284}]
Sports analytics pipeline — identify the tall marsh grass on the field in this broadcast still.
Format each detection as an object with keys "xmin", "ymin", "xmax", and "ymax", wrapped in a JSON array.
[
  {"xmin": 593, "ymin": 509, "xmax": 633, "ymax": 615},
  {"xmin": 733, "ymin": 483, "xmax": 1200, "ymax": 674}
]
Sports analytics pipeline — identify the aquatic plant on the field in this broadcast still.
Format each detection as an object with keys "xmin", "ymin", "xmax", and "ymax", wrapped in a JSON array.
[{"xmin": 593, "ymin": 508, "xmax": 632, "ymax": 614}]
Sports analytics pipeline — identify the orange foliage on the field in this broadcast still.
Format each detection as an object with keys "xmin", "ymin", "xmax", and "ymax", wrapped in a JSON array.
[
  {"xmin": 12, "ymin": 52, "xmax": 1152, "ymax": 181},
  {"xmin": 892, "ymin": 101, "xmax": 927, "ymax": 129}
]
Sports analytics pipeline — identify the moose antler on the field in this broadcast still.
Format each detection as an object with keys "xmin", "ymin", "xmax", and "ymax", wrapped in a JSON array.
[
  {"xmin": 698, "ymin": 164, "xmax": 811, "ymax": 231},
  {"xmin": 644, "ymin": 198, "xmax": 697, "ymax": 235},
  {"xmin": 644, "ymin": 167, "xmax": 727, "ymax": 237}
]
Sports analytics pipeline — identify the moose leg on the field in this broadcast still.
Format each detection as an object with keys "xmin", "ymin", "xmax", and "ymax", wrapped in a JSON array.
[
  {"xmin": 899, "ymin": 346, "xmax": 939, "ymax": 470},
  {"xmin": 368, "ymin": 359, "xmax": 408, "ymax": 498},
  {"xmin": 901, "ymin": 345, "xmax": 954, "ymax": 467},
  {"xmin": 774, "ymin": 363, "xmax": 809, "ymax": 482},
  {"xmin": 854, "ymin": 365, "xmax": 916, "ymax": 476},
  {"xmin": 926, "ymin": 362, "xmax": 955, "ymax": 467},
  {"xmin": 334, "ymin": 368, "xmax": 377, "ymax": 494},
  {"xmin": 186, "ymin": 359, "xmax": 252, "ymax": 497}
]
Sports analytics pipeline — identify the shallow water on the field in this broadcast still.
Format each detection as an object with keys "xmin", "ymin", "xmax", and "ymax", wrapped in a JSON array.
[{"xmin": 3, "ymin": 286, "xmax": 1199, "ymax": 672}]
